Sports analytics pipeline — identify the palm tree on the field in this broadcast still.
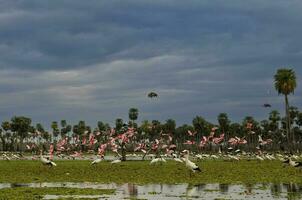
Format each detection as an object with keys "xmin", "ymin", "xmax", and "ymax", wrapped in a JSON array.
[
  {"xmin": 217, "ymin": 113, "xmax": 230, "ymax": 141},
  {"xmin": 269, "ymin": 110, "xmax": 281, "ymax": 131},
  {"xmin": 51, "ymin": 121, "xmax": 59, "ymax": 142},
  {"xmin": 274, "ymin": 68, "xmax": 297, "ymax": 143},
  {"xmin": 164, "ymin": 119, "xmax": 176, "ymax": 134},
  {"xmin": 296, "ymin": 112, "xmax": 302, "ymax": 142},
  {"xmin": 1, "ymin": 121, "xmax": 10, "ymax": 151},
  {"xmin": 289, "ymin": 106, "xmax": 299, "ymax": 126},
  {"xmin": 129, "ymin": 108, "xmax": 139, "ymax": 127},
  {"xmin": 192, "ymin": 116, "xmax": 207, "ymax": 136},
  {"xmin": 10, "ymin": 116, "xmax": 32, "ymax": 152},
  {"xmin": 115, "ymin": 118, "xmax": 124, "ymax": 132}
]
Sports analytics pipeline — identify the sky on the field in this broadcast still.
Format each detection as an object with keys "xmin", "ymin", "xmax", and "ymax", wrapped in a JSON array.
[{"xmin": 0, "ymin": 0, "xmax": 302, "ymax": 129}]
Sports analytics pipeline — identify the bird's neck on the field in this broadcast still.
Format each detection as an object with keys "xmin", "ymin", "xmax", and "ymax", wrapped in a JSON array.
[{"xmin": 184, "ymin": 154, "xmax": 189, "ymax": 163}]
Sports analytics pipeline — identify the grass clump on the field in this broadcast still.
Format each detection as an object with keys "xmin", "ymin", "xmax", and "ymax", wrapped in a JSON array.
[{"xmin": 0, "ymin": 187, "xmax": 115, "ymax": 200}]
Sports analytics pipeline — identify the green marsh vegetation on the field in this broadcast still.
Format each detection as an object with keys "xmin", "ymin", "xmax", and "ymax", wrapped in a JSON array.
[
  {"xmin": 0, "ymin": 187, "xmax": 115, "ymax": 200},
  {"xmin": 0, "ymin": 159, "xmax": 301, "ymax": 184}
]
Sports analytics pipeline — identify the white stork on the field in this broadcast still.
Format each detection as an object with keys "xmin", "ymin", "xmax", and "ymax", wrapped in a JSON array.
[
  {"xmin": 40, "ymin": 150, "xmax": 56, "ymax": 167},
  {"xmin": 172, "ymin": 154, "xmax": 183, "ymax": 163},
  {"xmin": 91, "ymin": 156, "xmax": 104, "ymax": 165},
  {"xmin": 181, "ymin": 150, "xmax": 201, "ymax": 176},
  {"xmin": 111, "ymin": 158, "xmax": 122, "ymax": 164},
  {"xmin": 150, "ymin": 157, "xmax": 166, "ymax": 165},
  {"xmin": 3, "ymin": 154, "xmax": 11, "ymax": 161},
  {"xmin": 289, "ymin": 158, "xmax": 302, "ymax": 168}
]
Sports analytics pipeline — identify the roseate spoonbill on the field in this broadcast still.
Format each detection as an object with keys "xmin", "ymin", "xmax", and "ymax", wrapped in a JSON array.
[
  {"xmin": 40, "ymin": 150, "xmax": 56, "ymax": 167},
  {"xmin": 181, "ymin": 150, "xmax": 201, "ymax": 176}
]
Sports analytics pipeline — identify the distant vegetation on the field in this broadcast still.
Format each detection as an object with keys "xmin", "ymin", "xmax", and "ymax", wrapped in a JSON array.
[{"xmin": 0, "ymin": 68, "xmax": 300, "ymax": 154}]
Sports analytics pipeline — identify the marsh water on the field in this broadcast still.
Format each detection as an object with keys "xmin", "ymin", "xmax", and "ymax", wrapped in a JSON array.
[{"xmin": 1, "ymin": 182, "xmax": 302, "ymax": 199}]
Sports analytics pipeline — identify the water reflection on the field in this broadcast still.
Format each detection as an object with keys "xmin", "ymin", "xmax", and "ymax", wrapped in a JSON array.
[
  {"xmin": 127, "ymin": 183, "xmax": 138, "ymax": 198},
  {"xmin": 219, "ymin": 183, "xmax": 229, "ymax": 194},
  {"xmin": 1, "ymin": 182, "xmax": 302, "ymax": 199}
]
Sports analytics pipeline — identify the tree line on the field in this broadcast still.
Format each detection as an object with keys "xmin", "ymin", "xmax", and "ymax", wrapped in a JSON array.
[{"xmin": 0, "ymin": 68, "xmax": 299, "ymax": 152}]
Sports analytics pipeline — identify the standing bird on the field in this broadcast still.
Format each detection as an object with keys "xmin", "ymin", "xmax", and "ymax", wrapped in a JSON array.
[
  {"xmin": 289, "ymin": 158, "xmax": 302, "ymax": 168},
  {"xmin": 40, "ymin": 150, "xmax": 56, "ymax": 167},
  {"xmin": 150, "ymin": 157, "xmax": 166, "ymax": 165},
  {"xmin": 172, "ymin": 154, "xmax": 183, "ymax": 163},
  {"xmin": 181, "ymin": 150, "xmax": 201, "ymax": 176},
  {"xmin": 2, "ymin": 154, "xmax": 11, "ymax": 161},
  {"xmin": 91, "ymin": 156, "xmax": 104, "ymax": 165},
  {"xmin": 111, "ymin": 158, "xmax": 122, "ymax": 164}
]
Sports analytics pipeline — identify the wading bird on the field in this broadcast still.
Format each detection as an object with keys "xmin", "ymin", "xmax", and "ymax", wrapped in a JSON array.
[
  {"xmin": 91, "ymin": 155, "xmax": 104, "ymax": 165},
  {"xmin": 172, "ymin": 154, "xmax": 183, "ymax": 163},
  {"xmin": 150, "ymin": 157, "xmax": 166, "ymax": 165},
  {"xmin": 289, "ymin": 158, "xmax": 302, "ymax": 168},
  {"xmin": 181, "ymin": 150, "xmax": 201, "ymax": 176},
  {"xmin": 111, "ymin": 158, "xmax": 122, "ymax": 164},
  {"xmin": 40, "ymin": 150, "xmax": 56, "ymax": 167}
]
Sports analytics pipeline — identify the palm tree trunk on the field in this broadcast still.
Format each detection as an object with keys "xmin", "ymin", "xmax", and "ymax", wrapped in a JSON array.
[{"xmin": 285, "ymin": 94, "xmax": 291, "ymax": 145}]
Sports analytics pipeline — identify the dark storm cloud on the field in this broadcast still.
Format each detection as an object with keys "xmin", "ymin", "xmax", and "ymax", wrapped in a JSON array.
[{"xmin": 0, "ymin": 0, "xmax": 301, "ymax": 127}]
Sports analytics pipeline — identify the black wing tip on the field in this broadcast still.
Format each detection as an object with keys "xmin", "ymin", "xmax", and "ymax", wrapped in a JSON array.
[{"xmin": 194, "ymin": 167, "xmax": 202, "ymax": 172}]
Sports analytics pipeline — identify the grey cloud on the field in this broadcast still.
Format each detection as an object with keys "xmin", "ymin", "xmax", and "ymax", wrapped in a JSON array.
[{"xmin": 0, "ymin": 1, "xmax": 301, "ymax": 127}]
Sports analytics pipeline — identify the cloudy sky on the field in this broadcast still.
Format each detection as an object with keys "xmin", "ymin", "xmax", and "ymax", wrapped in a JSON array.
[{"xmin": 0, "ymin": 0, "xmax": 302, "ymax": 128}]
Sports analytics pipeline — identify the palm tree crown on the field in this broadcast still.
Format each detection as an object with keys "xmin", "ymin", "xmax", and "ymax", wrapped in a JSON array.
[{"xmin": 274, "ymin": 68, "xmax": 296, "ymax": 95}]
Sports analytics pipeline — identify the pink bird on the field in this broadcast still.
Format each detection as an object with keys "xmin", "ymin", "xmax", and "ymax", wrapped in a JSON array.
[
  {"xmin": 49, "ymin": 144, "xmax": 54, "ymax": 160},
  {"xmin": 152, "ymin": 144, "xmax": 158, "ymax": 151},
  {"xmin": 168, "ymin": 135, "xmax": 173, "ymax": 142},
  {"xmin": 183, "ymin": 140, "xmax": 195, "ymax": 145},
  {"xmin": 213, "ymin": 134, "xmax": 224, "ymax": 144},
  {"xmin": 98, "ymin": 144, "xmax": 107, "ymax": 156},
  {"xmin": 70, "ymin": 151, "xmax": 82, "ymax": 159},
  {"xmin": 187, "ymin": 130, "xmax": 196, "ymax": 136},
  {"xmin": 82, "ymin": 137, "xmax": 87, "ymax": 145},
  {"xmin": 199, "ymin": 136, "xmax": 208, "ymax": 147}
]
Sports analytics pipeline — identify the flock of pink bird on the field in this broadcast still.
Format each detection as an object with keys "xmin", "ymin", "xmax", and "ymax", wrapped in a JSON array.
[{"xmin": 24, "ymin": 122, "xmax": 275, "ymax": 166}]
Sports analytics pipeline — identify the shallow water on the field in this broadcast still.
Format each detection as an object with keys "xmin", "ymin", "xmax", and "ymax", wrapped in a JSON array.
[{"xmin": 1, "ymin": 182, "xmax": 302, "ymax": 199}]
